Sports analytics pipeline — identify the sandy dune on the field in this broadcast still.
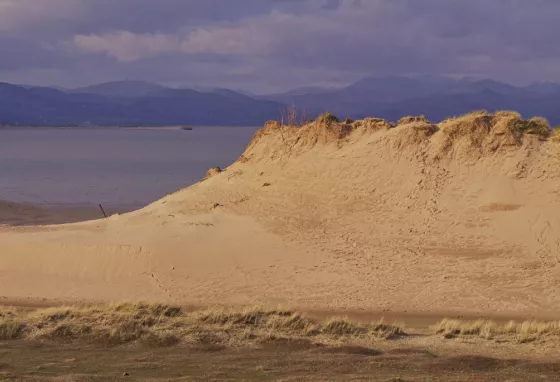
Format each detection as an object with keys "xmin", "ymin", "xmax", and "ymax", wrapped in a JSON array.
[{"xmin": 1, "ymin": 111, "xmax": 560, "ymax": 318}]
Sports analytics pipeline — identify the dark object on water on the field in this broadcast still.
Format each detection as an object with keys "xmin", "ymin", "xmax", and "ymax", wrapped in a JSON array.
[
  {"xmin": 99, "ymin": 204, "xmax": 108, "ymax": 218},
  {"xmin": 181, "ymin": 126, "xmax": 193, "ymax": 131}
]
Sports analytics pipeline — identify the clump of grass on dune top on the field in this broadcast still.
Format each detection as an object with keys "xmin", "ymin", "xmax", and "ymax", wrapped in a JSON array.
[
  {"xmin": 510, "ymin": 116, "xmax": 551, "ymax": 138},
  {"xmin": 316, "ymin": 112, "xmax": 340, "ymax": 125},
  {"xmin": 0, "ymin": 304, "xmax": 406, "ymax": 347},
  {"xmin": 441, "ymin": 110, "xmax": 551, "ymax": 139},
  {"xmin": 397, "ymin": 115, "xmax": 430, "ymax": 125},
  {"xmin": 435, "ymin": 318, "xmax": 560, "ymax": 343}
]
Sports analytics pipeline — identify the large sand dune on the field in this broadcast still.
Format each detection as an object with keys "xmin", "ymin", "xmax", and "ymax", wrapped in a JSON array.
[{"xmin": 2, "ymin": 111, "xmax": 560, "ymax": 318}]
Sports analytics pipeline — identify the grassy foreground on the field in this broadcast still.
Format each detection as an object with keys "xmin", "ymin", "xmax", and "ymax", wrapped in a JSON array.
[
  {"xmin": 0, "ymin": 303, "xmax": 404, "ymax": 347},
  {"xmin": 1, "ymin": 303, "xmax": 560, "ymax": 381}
]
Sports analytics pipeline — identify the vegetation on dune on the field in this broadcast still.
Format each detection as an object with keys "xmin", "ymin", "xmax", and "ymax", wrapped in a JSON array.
[
  {"xmin": 435, "ymin": 318, "xmax": 560, "ymax": 343},
  {"xmin": 316, "ymin": 112, "xmax": 340, "ymax": 125},
  {"xmin": 510, "ymin": 116, "xmax": 551, "ymax": 138},
  {"xmin": 440, "ymin": 110, "xmax": 491, "ymax": 130},
  {"xmin": 4, "ymin": 303, "xmax": 560, "ymax": 353},
  {"xmin": 253, "ymin": 109, "xmax": 556, "ymax": 159},
  {"xmin": 0, "ymin": 303, "xmax": 405, "ymax": 347},
  {"xmin": 280, "ymin": 104, "xmax": 310, "ymax": 127},
  {"xmin": 358, "ymin": 117, "xmax": 395, "ymax": 130},
  {"xmin": 205, "ymin": 166, "xmax": 222, "ymax": 178},
  {"xmin": 493, "ymin": 110, "xmax": 522, "ymax": 119},
  {"xmin": 438, "ymin": 110, "xmax": 551, "ymax": 149},
  {"xmin": 552, "ymin": 127, "xmax": 560, "ymax": 143},
  {"xmin": 397, "ymin": 115, "xmax": 430, "ymax": 125}
]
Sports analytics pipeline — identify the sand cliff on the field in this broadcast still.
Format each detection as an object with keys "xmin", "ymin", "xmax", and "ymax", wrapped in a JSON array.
[{"xmin": 1, "ymin": 111, "xmax": 560, "ymax": 317}]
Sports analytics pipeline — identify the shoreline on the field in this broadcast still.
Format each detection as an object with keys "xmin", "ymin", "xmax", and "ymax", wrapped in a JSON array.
[{"xmin": 0, "ymin": 200, "xmax": 139, "ymax": 226}]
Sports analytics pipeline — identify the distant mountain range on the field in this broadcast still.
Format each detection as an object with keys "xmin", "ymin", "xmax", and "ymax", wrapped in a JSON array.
[
  {"xmin": 261, "ymin": 76, "xmax": 560, "ymax": 125},
  {"xmin": 2, "ymin": 77, "xmax": 560, "ymax": 126},
  {"xmin": 0, "ymin": 81, "xmax": 283, "ymax": 126}
]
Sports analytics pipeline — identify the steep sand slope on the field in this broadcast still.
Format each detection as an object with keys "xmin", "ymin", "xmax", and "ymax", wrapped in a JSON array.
[{"xmin": 1, "ymin": 112, "xmax": 560, "ymax": 317}]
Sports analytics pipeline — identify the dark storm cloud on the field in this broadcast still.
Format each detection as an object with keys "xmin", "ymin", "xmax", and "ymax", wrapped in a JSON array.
[{"xmin": 1, "ymin": 0, "xmax": 560, "ymax": 91}]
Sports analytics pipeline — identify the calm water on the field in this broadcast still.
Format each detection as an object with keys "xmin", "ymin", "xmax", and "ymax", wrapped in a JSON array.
[{"xmin": 0, "ymin": 127, "xmax": 258, "ymax": 207}]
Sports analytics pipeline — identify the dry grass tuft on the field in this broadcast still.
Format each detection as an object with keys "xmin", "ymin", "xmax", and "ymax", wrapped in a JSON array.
[
  {"xmin": 442, "ymin": 111, "xmax": 550, "ymax": 139},
  {"xmin": 435, "ymin": 318, "xmax": 560, "ymax": 343},
  {"xmin": 510, "ymin": 116, "xmax": 550, "ymax": 138},
  {"xmin": 110, "ymin": 302, "xmax": 182, "ymax": 318},
  {"xmin": 197, "ymin": 306, "xmax": 272, "ymax": 326},
  {"xmin": 322, "ymin": 317, "xmax": 363, "ymax": 336},
  {"xmin": 358, "ymin": 117, "xmax": 395, "ymax": 130},
  {"xmin": 0, "ymin": 320, "xmax": 26, "ymax": 340},
  {"xmin": 440, "ymin": 110, "xmax": 492, "ymax": 135},
  {"xmin": 434, "ymin": 110, "xmax": 552, "ymax": 160},
  {"xmin": 205, "ymin": 167, "xmax": 222, "ymax": 178},
  {"xmin": 398, "ymin": 115, "xmax": 429, "ymax": 125},
  {"xmin": 264, "ymin": 120, "xmax": 282, "ymax": 129},
  {"xmin": 316, "ymin": 112, "xmax": 340, "ymax": 125},
  {"xmin": 320, "ymin": 317, "xmax": 405, "ymax": 340},
  {"xmin": 552, "ymin": 128, "xmax": 560, "ymax": 143},
  {"xmin": 494, "ymin": 110, "xmax": 522, "ymax": 119},
  {"xmin": 370, "ymin": 320, "xmax": 407, "ymax": 339}
]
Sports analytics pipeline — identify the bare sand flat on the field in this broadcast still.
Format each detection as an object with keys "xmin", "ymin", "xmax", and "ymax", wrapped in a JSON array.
[{"xmin": 1, "ymin": 111, "xmax": 560, "ymax": 320}]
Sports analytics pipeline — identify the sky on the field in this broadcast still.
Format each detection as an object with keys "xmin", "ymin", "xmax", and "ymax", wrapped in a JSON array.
[{"xmin": 1, "ymin": 0, "xmax": 560, "ymax": 93}]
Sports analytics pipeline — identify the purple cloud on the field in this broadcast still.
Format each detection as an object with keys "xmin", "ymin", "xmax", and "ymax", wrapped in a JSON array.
[{"xmin": 1, "ymin": 0, "xmax": 560, "ymax": 92}]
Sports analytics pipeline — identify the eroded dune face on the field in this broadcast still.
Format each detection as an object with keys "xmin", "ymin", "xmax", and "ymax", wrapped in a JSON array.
[{"xmin": 1, "ymin": 111, "xmax": 560, "ymax": 316}]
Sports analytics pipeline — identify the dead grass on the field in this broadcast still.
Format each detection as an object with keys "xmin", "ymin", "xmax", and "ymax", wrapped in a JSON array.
[
  {"xmin": 322, "ymin": 317, "xmax": 362, "ymax": 335},
  {"xmin": 0, "ymin": 303, "xmax": 405, "ymax": 348},
  {"xmin": 434, "ymin": 111, "xmax": 552, "ymax": 159},
  {"xmin": 205, "ymin": 167, "xmax": 222, "ymax": 178},
  {"xmin": 435, "ymin": 318, "xmax": 560, "ymax": 343},
  {"xmin": 494, "ymin": 110, "xmax": 522, "ymax": 119},
  {"xmin": 280, "ymin": 103, "xmax": 309, "ymax": 127},
  {"xmin": 441, "ymin": 111, "xmax": 550, "ymax": 139},
  {"xmin": 358, "ymin": 117, "xmax": 395, "ymax": 130},
  {"xmin": 551, "ymin": 128, "xmax": 560, "ymax": 143},
  {"xmin": 398, "ymin": 115, "xmax": 429, "ymax": 125},
  {"xmin": 316, "ymin": 112, "xmax": 340, "ymax": 125},
  {"xmin": 0, "ymin": 320, "xmax": 26, "ymax": 340},
  {"xmin": 440, "ymin": 110, "xmax": 492, "ymax": 135},
  {"xmin": 510, "ymin": 116, "xmax": 550, "ymax": 138}
]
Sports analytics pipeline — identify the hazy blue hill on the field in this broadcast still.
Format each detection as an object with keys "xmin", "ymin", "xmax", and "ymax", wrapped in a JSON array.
[
  {"xmin": 3, "ymin": 77, "xmax": 560, "ymax": 127},
  {"xmin": 261, "ymin": 76, "xmax": 560, "ymax": 125},
  {"xmin": 0, "ymin": 82, "xmax": 284, "ymax": 126},
  {"xmin": 447, "ymin": 79, "xmax": 522, "ymax": 95},
  {"xmin": 70, "ymin": 80, "xmax": 169, "ymax": 98},
  {"xmin": 523, "ymin": 82, "xmax": 560, "ymax": 96},
  {"xmin": 127, "ymin": 88, "xmax": 284, "ymax": 126}
]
